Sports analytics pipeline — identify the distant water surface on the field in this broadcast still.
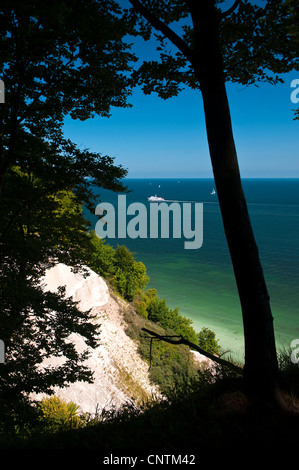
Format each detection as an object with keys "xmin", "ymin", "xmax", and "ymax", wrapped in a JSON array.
[{"xmin": 86, "ymin": 178, "xmax": 299, "ymax": 362}]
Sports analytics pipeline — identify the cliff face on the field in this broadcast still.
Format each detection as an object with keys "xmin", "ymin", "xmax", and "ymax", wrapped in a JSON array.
[{"xmin": 32, "ymin": 263, "xmax": 160, "ymax": 416}]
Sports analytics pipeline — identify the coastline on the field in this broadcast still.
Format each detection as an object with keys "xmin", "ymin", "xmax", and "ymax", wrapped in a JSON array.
[
  {"xmin": 85, "ymin": 177, "xmax": 299, "ymax": 368},
  {"xmin": 34, "ymin": 263, "xmax": 161, "ymax": 415}
]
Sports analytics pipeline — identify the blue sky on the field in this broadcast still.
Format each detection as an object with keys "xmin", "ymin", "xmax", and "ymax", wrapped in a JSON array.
[
  {"xmin": 63, "ymin": 76, "xmax": 298, "ymax": 179},
  {"xmin": 63, "ymin": 6, "xmax": 298, "ymax": 179}
]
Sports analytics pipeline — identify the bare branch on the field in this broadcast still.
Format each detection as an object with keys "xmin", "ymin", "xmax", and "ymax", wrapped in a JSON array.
[
  {"xmin": 128, "ymin": 0, "xmax": 193, "ymax": 62},
  {"xmin": 142, "ymin": 327, "xmax": 243, "ymax": 374},
  {"xmin": 220, "ymin": 0, "xmax": 241, "ymax": 19}
]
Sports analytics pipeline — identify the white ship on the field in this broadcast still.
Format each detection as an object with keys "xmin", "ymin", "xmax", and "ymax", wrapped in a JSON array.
[{"xmin": 147, "ymin": 195, "xmax": 165, "ymax": 202}]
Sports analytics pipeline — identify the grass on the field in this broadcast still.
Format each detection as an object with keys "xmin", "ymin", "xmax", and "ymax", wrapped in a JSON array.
[
  {"xmin": 2, "ymin": 356, "xmax": 299, "ymax": 453},
  {"xmin": 1, "ymin": 302, "xmax": 299, "ymax": 454}
]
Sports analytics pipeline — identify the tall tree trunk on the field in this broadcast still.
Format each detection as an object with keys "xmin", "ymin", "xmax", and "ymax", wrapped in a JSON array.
[
  {"xmin": 128, "ymin": 0, "xmax": 281, "ymax": 402},
  {"xmin": 192, "ymin": 1, "xmax": 279, "ymax": 400}
]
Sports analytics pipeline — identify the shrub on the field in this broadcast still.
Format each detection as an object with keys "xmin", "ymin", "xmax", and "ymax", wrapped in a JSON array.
[
  {"xmin": 38, "ymin": 396, "xmax": 83, "ymax": 432},
  {"xmin": 88, "ymin": 232, "xmax": 149, "ymax": 301},
  {"xmin": 113, "ymin": 245, "xmax": 149, "ymax": 301},
  {"xmin": 197, "ymin": 327, "xmax": 220, "ymax": 355},
  {"xmin": 139, "ymin": 290, "xmax": 198, "ymax": 345}
]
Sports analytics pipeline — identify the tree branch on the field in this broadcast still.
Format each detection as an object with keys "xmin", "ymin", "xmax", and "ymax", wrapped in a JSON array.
[
  {"xmin": 220, "ymin": 0, "xmax": 241, "ymax": 18},
  {"xmin": 128, "ymin": 0, "xmax": 193, "ymax": 62},
  {"xmin": 0, "ymin": 176, "xmax": 76, "ymax": 243},
  {"xmin": 142, "ymin": 327, "xmax": 243, "ymax": 374},
  {"xmin": 16, "ymin": 57, "xmax": 75, "ymax": 127}
]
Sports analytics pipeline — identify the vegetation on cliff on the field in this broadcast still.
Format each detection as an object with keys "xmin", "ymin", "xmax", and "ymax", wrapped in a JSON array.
[{"xmin": 1, "ymin": 0, "xmax": 298, "ymax": 452}]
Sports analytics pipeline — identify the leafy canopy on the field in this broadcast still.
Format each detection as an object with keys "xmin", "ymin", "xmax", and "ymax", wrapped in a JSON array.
[
  {"xmin": 0, "ymin": 0, "xmax": 136, "ymax": 423},
  {"xmin": 124, "ymin": 0, "xmax": 298, "ymax": 101}
]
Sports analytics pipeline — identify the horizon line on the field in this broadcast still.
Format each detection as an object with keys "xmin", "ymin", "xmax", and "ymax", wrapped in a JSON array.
[{"xmin": 122, "ymin": 176, "xmax": 299, "ymax": 179}]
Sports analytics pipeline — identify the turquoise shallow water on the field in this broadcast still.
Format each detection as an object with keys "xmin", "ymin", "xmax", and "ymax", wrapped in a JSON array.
[{"xmin": 86, "ymin": 178, "xmax": 299, "ymax": 362}]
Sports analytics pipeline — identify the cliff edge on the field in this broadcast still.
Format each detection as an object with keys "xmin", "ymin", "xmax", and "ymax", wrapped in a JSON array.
[{"xmin": 32, "ymin": 263, "xmax": 160, "ymax": 416}]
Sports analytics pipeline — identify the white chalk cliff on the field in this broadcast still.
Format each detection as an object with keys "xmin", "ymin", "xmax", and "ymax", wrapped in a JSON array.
[{"xmin": 33, "ymin": 263, "xmax": 160, "ymax": 416}]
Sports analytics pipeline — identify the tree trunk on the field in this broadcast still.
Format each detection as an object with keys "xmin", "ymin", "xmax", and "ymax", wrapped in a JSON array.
[{"xmin": 192, "ymin": 1, "xmax": 279, "ymax": 400}]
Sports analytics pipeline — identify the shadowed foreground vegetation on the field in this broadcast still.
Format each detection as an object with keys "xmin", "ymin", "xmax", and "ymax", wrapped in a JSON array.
[
  {"xmin": 1, "ymin": 235, "xmax": 298, "ymax": 452},
  {"xmin": 1, "ymin": 348, "xmax": 299, "ymax": 452},
  {"xmin": 1, "ymin": 239, "xmax": 299, "ymax": 452}
]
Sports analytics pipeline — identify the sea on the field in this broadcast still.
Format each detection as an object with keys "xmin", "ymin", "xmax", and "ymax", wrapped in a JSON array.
[{"xmin": 85, "ymin": 178, "xmax": 299, "ymax": 363}]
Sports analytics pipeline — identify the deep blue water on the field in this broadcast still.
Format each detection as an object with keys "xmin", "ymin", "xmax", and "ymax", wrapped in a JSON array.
[{"xmin": 85, "ymin": 178, "xmax": 299, "ymax": 361}]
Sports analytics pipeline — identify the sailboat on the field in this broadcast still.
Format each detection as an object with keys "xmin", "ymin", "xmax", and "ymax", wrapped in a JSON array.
[{"xmin": 210, "ymin": 188, "xmax": 216, "ymax": 195}]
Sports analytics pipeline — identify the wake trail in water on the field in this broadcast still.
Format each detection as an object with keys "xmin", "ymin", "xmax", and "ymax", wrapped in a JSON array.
[
  {"xmin": 164, "ymin": 199, "xmax": 199, "ymax": 203},
  {"xmin": 163, "ymin": 199, "xmax": 218, "ymax": 204}
]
